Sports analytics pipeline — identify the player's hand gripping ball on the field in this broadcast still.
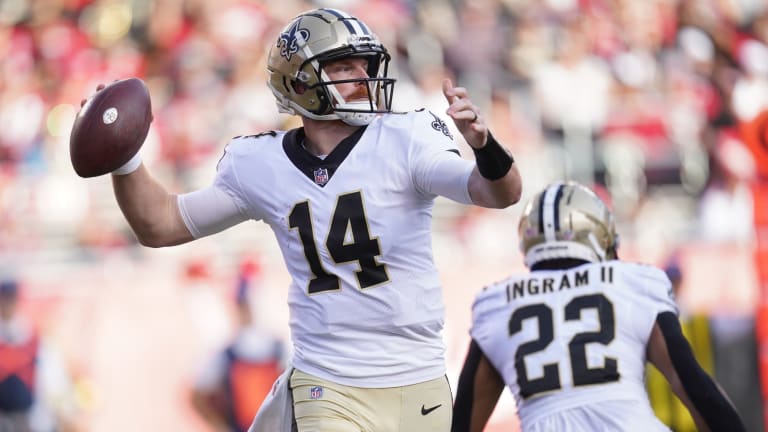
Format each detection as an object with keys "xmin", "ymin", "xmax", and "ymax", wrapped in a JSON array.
[{"xmin": 69, "ymin": 78, "xmax": 153, "ymax": 178}]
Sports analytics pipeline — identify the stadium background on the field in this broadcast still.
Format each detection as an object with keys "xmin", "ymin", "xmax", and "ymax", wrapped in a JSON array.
[{"xmin": 0, "ymin": 0, "xmax": 765, "ymax": 430}]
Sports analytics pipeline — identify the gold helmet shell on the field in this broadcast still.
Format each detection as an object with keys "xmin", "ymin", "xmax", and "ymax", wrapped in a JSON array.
[
  {"xmin": 518, "ymin": 181, "xmax": 618, "ymax": 268},
  {"xmin": 266, "ymin": 8, "xmax": 395, "ymax": 126}
]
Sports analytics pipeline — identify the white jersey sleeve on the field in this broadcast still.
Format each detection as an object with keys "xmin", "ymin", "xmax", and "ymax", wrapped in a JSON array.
[
  {"xmin": 176, "ymin": 134, "xmax": 275, "ymax": 238},
  {"xmin": 627, "ymin": 262, "xmax": 678, "ymax": 317},
  {"xmin": 177, "ymin": 184, "xmax": 248, "ymax": 239},
  {"xmin": 213, "ymin": 135, "xmax": 273, "ymax": 222},
  {"xmin": 408, "ymin": 110, "xmax": 474, "ymax": 204}
]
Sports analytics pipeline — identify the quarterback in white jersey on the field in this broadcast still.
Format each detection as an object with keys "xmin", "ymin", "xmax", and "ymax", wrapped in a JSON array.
[
  {"xmin": 197, "ymin": 108, "xmax": 474, "ymax": 387},
  {"xmin": 452, "ymin": 181, "xmax": 745, "ymax": 432},
  {"xmin": 84, "ymin": 7, "xmax": 522, "ymax": 432}
]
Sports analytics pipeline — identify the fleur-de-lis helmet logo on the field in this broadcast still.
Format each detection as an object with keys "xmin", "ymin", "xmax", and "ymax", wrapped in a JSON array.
[{"xmin": 278, "ymin": 19, "xmax": 310, "ymax": 61}]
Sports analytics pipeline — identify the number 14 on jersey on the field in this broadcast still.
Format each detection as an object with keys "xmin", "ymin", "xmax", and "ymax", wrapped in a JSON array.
[{"xmin": 289, "ymin": 191, "xmax": 390, "ymax": 294}]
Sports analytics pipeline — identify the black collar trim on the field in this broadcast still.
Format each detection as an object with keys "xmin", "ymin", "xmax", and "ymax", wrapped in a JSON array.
[{"xmin": 282, "ymin": 126, "xmax": 367, "ymax": 187}]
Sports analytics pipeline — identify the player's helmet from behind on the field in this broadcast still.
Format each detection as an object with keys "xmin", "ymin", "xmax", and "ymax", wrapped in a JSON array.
[
  {"xmin": 266, "ymin": 8, "xmax": 395, "ymax": 126},
  {"xmin": 519, "ymin": 181, "xmax": 618, "ymax": 268}
]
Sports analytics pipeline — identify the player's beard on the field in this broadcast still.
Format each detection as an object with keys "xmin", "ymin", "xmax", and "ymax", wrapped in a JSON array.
[{"xmin": 346, "ymin": 84, "xmax": 375, "ymax": 105}]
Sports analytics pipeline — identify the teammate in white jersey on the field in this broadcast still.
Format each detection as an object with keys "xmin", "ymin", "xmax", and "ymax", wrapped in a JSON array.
[
  {"xmin": 451, "ymin": 181, "xmax": 745, "ymax": 432},
  {"xmin": 83, "ymin": 7, "xmax": 522, "ymax": 432}
]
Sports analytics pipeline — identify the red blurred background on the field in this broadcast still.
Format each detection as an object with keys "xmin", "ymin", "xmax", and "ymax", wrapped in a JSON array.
[{"xmin": 1, "ymin": 0, "xmax": 766, "ymax": 430}]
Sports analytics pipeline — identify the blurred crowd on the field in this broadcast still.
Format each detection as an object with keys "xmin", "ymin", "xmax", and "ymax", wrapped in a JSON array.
[
  {"xmin": 1, "ymin": 0, "xmax": 767, "ymax": 255},
  {"xmin": 1, "ymin": 0, "xmax": 768, "ymax": 430}
]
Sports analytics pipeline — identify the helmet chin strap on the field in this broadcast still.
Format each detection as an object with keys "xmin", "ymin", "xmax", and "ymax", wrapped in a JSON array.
[{"xmin": 336, "ymin": 103, "xmax": 378, "ymax": 126}]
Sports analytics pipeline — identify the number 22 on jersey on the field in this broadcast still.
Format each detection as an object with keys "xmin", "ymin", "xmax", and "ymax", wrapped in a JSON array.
[
  {"xmin": 289, "ymin": 190, "xmax": 390, "ymax": 294},
  {"xmin": 510, "ymin": 293, "xmax": 620, "ymax": 399}
]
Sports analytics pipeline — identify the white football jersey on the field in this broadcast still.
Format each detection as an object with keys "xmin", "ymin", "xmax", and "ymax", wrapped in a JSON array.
[
  {"xmin": 212, "ymin": 110, "xmax": 473, "ymax": 387},
  {"xmin": 471, "ymin": 261, "xmax": 677, "ymax": 431}
]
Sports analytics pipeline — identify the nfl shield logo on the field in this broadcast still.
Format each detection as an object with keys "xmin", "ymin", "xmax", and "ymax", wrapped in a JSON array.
[
  {"xmin": 310, "ymin": 386, "xmax": 323, "ymax": 399},
  {"xmin": 313, "ymin": 167, "xmax": 329, "ymax": 186}
]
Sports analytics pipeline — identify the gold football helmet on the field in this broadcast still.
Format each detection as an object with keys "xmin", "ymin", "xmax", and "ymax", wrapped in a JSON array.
[
  {"xmin": 266, "ymin": 8, "xmax": 395, "ymax": 126},
  {"xmin": 518, "ymin": 181, "xmax": 618, "ymax": 268}
]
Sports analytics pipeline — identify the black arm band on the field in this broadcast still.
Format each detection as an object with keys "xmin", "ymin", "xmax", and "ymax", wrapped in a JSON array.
[
  {"xmin": 472, "ymin": 132, "xmax": 514, "ymax": 180},
  {"xmin": 452, "ymin": 340, "xmax": 483, "ymax": 432},
  {"xmin": 656, "ymin": 312, "xmax": 747, "ymax": 432}
]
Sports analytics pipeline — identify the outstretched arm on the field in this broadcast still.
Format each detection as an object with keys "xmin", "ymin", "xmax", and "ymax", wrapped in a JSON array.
[
  {"xmin": 442, "ymin": 79, "xmax": 522, "ymax": 208},
  {"xmin": 647, "ymin": 312, "xmax": 746, "ymax": 432},
  {"xmin": 452, "ymin": 340, "xmax": 506, "ymax": 432},
  {"xmin": 112, "ymin": 165, "xmax": 194, "ymax": 247}
]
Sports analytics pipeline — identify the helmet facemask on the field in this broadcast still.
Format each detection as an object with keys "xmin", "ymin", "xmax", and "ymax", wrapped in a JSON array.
[{"xmin": 314, "ymin": 51, "xmax": 395, "ymax": 126}]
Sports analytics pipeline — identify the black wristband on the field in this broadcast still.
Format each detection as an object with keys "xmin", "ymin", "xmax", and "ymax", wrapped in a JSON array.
[{"xmin": 472, "ymin": 132, "xmax": 514, "ymax": 180}]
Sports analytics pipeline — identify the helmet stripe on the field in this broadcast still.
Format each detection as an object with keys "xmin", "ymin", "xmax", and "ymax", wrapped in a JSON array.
[
  {"xmin": 320, "ymin": 8, "xmax": 351, "ymax": 18},
  {"xmin": 541, "ymin": 182, "xmax": 564, "ymax": 242},
  {"xmin": 536, "ymin": 187, "xmax": 546, "ymax": 234},
  {"xmin": 356, "ymin": 19, "xmax": 372, "ymax": 35},
  {"xmin": 348, "ymin": 18, "xmax": 368, "ymax": 35},
  {"xmin": 552, "ymin": 182, "xmax": 564, "ymax": 232},
  {"xmin": 320, "ymin": 8, "xmax": 364, "ymax": 34}
]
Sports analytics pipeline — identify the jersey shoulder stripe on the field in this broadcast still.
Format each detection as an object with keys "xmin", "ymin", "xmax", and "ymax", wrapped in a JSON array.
[
  {"xmin": 221, "ymin": 131, "xmax": 286, "ymax": 158},
  {"xmin": 215, "ymin": 130, "xmax": 286, "ymax": 175}
]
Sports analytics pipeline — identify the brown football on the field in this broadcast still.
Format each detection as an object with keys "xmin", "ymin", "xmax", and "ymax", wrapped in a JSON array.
[{"xmin": 69, "ymin": 78, "xmax": 152, "ymax": 178}]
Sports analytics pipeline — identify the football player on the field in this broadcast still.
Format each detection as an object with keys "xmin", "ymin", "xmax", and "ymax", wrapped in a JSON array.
[
  {"xmin": 451, "ymin": 181, "xmax": 746, "ymax": 432},
  {"xmin": 97, "ymin": 7, "xmax": 521, "ymax": 432}
]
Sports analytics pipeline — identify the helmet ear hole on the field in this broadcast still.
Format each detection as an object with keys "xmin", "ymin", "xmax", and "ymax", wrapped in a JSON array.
[{"xmin": 292, "ymin": 80, "xmax": 308, "ymax": 95}]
